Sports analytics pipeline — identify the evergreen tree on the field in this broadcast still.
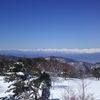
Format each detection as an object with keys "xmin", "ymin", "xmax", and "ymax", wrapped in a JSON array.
[
  {"xmin": 0, "ymin": 61, "xmax": 4, "ymax": 75},
  {"xmin": 4, "ymin": 58, "xmax": 51, "ymax": 100},
  {"xmin": 92, "ymin": 67, "xmax": 100, "ymax": 79},
  {"xmin": 62, "ymin": 69, "xmax": 70, "ymax": 79}
]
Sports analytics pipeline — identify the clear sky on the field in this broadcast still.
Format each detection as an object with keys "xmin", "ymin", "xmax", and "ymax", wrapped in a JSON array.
[{"xmin": 0, "ymin": 0, "xmax": 100, "ymax": 49}]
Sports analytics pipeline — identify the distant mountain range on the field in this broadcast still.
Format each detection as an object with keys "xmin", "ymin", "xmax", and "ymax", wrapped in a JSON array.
[
  {"xmin": 0, "ymin": 49, "xmax": 100, "ymax": 63},
  {"xmin": 0, "ymin": 53, "xmax": 100, "ymax": 73},
  {"xmin": 0, "ymin": 54, "xmax": 19, "ymax": 61}
]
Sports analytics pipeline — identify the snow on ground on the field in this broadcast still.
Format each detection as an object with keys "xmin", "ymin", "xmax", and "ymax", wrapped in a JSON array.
[
  {"xmin": 50, "ymin": 77, "xmax": 100, "ymax": 100},
  {"xmin": 0, "ymin": 77, "xmax": 12, "ymax": 98},
  {"xmin": 0, "ymin": 76, "xmax": 100, "ymax": 100}
]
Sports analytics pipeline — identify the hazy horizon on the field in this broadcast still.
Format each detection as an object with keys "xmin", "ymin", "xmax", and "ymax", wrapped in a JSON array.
[
  {"xmin": 0, "ymin": 49, "xmax": 100, "ymax": 63},
  {"xmin": 1, "ymin": 48, "xmax": 100, "ymax": 54}
]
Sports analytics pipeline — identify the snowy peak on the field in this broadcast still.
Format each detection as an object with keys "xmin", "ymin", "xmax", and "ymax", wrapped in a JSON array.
[{"xmin": 45, "ymin": 56, "xmax": 77, "ymax": 63}]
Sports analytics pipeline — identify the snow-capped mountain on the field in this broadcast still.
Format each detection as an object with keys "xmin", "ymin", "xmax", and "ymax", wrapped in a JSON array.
[
  {"xmin": 0, "ymin": 49, "xmax": 100, "ymax": 63},
  {"xmin": 45, "ymin": 56, "xmax": 95, "ymax": 73}
]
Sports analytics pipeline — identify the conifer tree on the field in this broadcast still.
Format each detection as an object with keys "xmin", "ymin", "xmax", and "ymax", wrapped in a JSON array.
[
  {"xmin": 62, "ymin": 69, "xmax": 71, "ymax": 79},
  {"xmin": 92, "ymin": 67, "xmax": 100, "ymax": 79},
  {"xmin": 4, "ymin": 58, "xmax": 51, "ymax": 100}
]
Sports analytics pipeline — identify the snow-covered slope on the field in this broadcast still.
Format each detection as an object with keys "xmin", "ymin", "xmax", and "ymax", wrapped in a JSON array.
[
  {"xmin": 0, "ymin": 77, "xmax": 12, "ymax": 98},
  {"xmin": 50, "ymin": 78, "xmax": 100, "ymax": 100},
  {"xmin": 0, "ymin": 77, "xmax": 100, "ymax": 100}
]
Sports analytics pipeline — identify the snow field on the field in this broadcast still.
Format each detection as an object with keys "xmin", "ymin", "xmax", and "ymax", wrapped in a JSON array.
[{"xmin": 0, "ymin": 77, "xmax": 100, "ymax": 100}]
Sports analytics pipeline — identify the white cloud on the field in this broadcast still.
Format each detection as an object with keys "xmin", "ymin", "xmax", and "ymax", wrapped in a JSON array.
[
  {"xmin": 1, "ymin": 48, "xmax": 100, "ymax": 54},
  {"xmin": 33, "ymin": 48, "xmax": 100, "ymax": 53}
]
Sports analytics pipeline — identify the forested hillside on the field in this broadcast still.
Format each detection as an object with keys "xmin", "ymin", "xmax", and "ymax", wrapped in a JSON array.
[{"xmin": 0, "ymin": 56, "xmax": 100, "ymax": 100}]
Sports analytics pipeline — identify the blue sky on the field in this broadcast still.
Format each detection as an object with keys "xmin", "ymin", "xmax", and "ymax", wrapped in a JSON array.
[{"xmin": 0, "ymin": 0, "xmax": 100, "ymax": 50}]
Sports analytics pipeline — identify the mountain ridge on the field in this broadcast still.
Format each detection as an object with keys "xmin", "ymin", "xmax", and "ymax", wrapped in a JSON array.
[
  {"xmin": 0, "ymin": 49, "xmax": 100, "ymax": 63},
  {"xmin": 0, "ymin": 54, "xmax": 100, "ymax": 74}
]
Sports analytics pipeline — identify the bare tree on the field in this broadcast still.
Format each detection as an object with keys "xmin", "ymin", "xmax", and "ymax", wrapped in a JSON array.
[{"xmin": 60, "ymin": 78, "xmax": 96, "ymax": 100}]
